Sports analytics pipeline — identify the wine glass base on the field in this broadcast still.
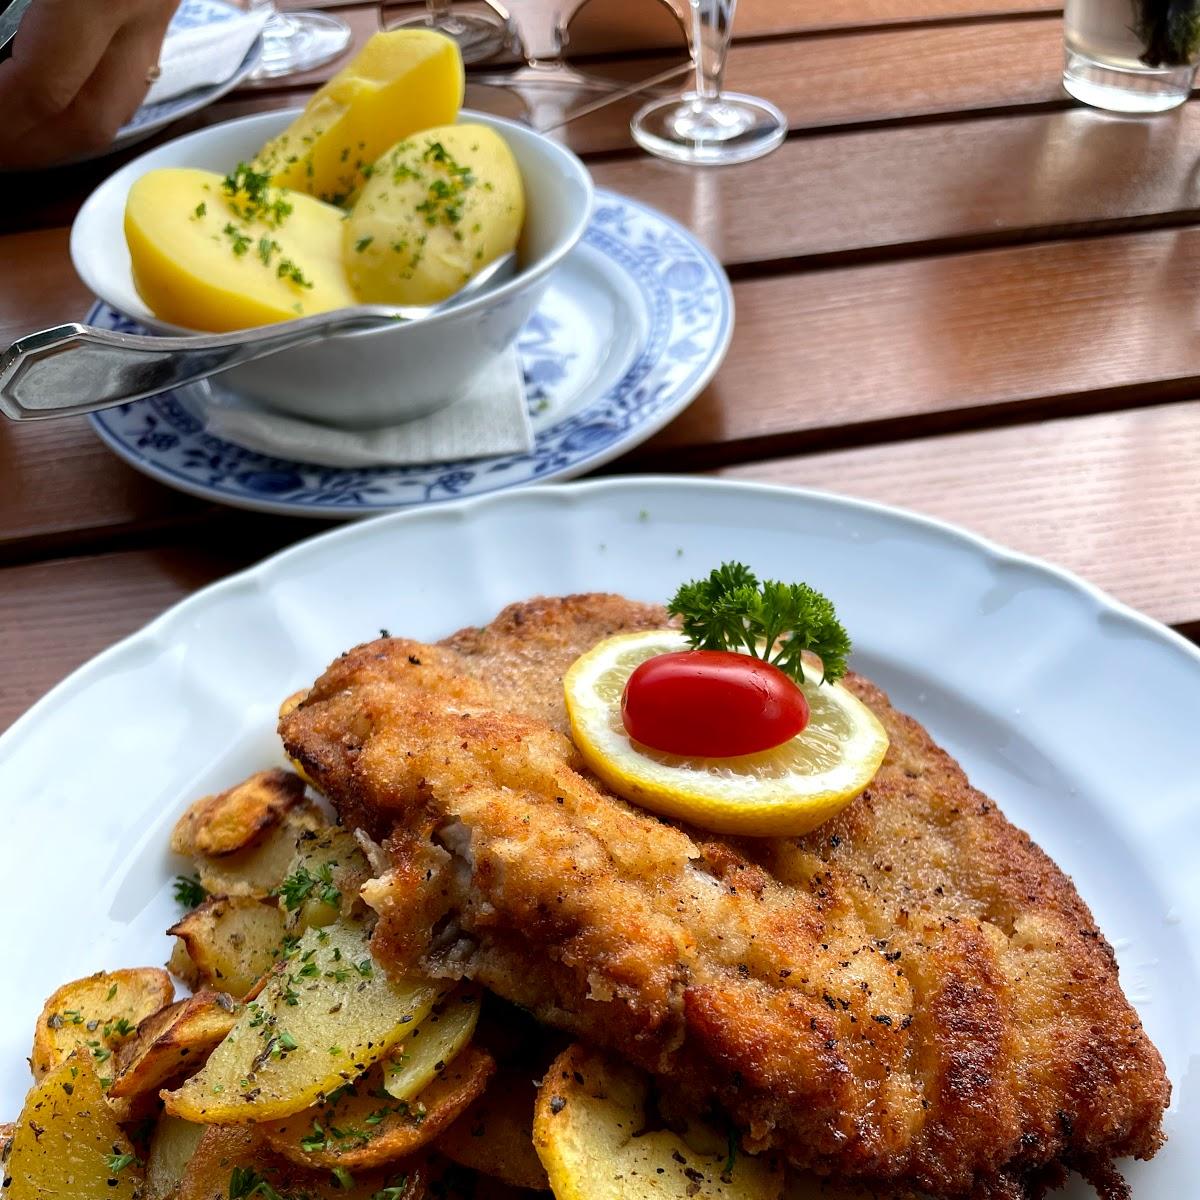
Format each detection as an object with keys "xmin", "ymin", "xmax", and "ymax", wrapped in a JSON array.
[
  {"xmin": 252, "ymin": 12, "xmax": 353, "ymax": 79},
  {"xmin": 386, "ymin": 10, "xmax": 510, "ymax": 64},
  {"xmin": 631, "ymin": 91, "xmax": 787, "ymax": 166}
]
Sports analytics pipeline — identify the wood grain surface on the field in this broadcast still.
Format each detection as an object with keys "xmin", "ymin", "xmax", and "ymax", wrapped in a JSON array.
[{"xmin": 1, "ymin": 0, "xmax": 1197, "ymax": 736}]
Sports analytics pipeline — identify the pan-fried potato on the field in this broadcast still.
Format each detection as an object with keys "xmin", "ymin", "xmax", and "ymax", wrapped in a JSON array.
[
  {"xmin": 384, "ymin": 985, "xmax": 481, "ymax": 1102},
  {"xmin": 163, "ymin": 921, "xmax": 441, "ymax": 1123},
  {"xmin": 109, "ymin": 989, "xmax": 240, "ymax": 1101},
  {"xmin": 0, "ymin": 1121, "xmax": 14, "ymax": 1162},
  {"xmin": 169, "ymin": 896, "xmax": 288, "ymax": 998},
  {"xmin": 278, "ymin": 827, "xmax": 371, "ymax": 933},
  {"xmin": 263, "ymin": 1045, "xmax": 494, "ymax": 1169},
  {"xmin": 178, "ymin": 1123, "xmax": 426, "ymax": 1200},
  {"xmin": 194, "ymin": 801, "xmax": 327, "ymax": 898},
  {"xmin": 31, "ymin": 967, "xmax": 175, "ymax": 1080},
  {"xmin": 5, "ymin": 1053, "xmax": 143, "ymax": 1200},
  {"xmin": 533, "ymin": 1045, "xmax": 784, "ymax": 1200},
  {"xmin": 171, "ymin": 769, "xmax": 308, "ymax": 858},
  {"xmin": 146, "ymin": 1114, "xmax": 207, "ymax": 1200},
  {"xmin": 436, "ymin": 1065, "xmax": 549, "ymax": 1190}
]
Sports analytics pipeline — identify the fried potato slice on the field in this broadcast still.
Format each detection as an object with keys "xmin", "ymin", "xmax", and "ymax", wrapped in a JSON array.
[
  {"xmin": 178, "ymin": 1123, "xmax": 426, "ymax": 1200},
  {"xmin": 384, "ymin": 985, "xmax": 481, "ymax": 1103},
  {"xmin": 0, "ymin": 1122, "xmax": 14, "ymax": 1162},
  {"xmin": 5, "ymin": 1053, "xmax": 143, "ymax": 1200},
  {"xmin": 169, "ymin": 896, "xmax": 289, "ymax": 998},
  {"xmin": 533, "ymin": 1045, "xmax": 784, "ymax": 1200},
  {"xmin": 194, "ymin": 801, "xmax": 327, "ymax": 899},
  {"xmin": 163, "ymin": 921, "xmax": 441, "ymax": 1123},
  {"xmin": 31, "ymin": 967, "xmax": 175, "ymax": 1080},
  {"xmin": 109, "ymin": 989, "xmax": 240, "ymax": 1101},
  {"xmin": 436, "ymin": 1065, "xmax": 549, "ymax": 1191},
  {"xmin": 263, "ymin": 1045, "xmax": 494, "ymax": 1169},
  {"xmin": 146, "ymin": 1114, "xmax": 207, "ymax": 1200},
  {"xmin": 279, "ymin": 827, "xmax": 372, "ymax": 933},
  {"xmin": 171, "ymin": 769, "xmax": 308, "ymax": 858}
]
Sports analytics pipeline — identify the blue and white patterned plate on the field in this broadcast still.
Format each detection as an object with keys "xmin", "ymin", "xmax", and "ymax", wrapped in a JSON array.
[
  {"xmin": 88, "ymin": 190, "xmax": 734, "ymax": 518},
  {"xmin": 110, "ymin": 0, "xmax": 264, "ymax": 155}
]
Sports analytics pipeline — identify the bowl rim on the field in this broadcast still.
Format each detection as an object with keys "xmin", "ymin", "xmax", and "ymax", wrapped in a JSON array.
[{"xmin": 69, "ymin": 106, "xmax": 595, "ymax": 342}]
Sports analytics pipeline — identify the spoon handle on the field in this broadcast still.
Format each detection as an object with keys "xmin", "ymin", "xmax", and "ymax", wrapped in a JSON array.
[{"xmin": 0, "ymin": 312, "xmax": 397, "ymax": 421}]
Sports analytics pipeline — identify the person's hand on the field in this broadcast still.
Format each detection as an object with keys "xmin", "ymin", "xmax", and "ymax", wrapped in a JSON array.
[{"xmin": 0, "ymin": 0, "xmax": 178, "ymax": 169}]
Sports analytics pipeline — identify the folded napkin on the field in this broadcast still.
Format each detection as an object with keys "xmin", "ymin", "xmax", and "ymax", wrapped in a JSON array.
[
  {"xmin": 200, "ymin": 347, "xmax": 535, "ymax": 468},
  {"xmin": 143, "ymin": 6, "xmax": 269, "ymax": 106}
]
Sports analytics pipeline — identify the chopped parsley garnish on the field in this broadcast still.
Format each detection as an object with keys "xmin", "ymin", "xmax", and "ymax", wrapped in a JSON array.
[
  {"xmin": 173, "ymin": 875, "xmax": 207, "ymax": 908},
  {"xmin": 192, "ymin": 202, "xmax": 206, "ymax": 220},
  {"xmin": 276, "ymin": 863, "xmax": 340, "ymax": 912},
  {"xmin": 104, "ymin": 1017, "xmax": 135, "ymax": 1039},
  {"xmin": 222, "ymin": 163, "xmax": 293, "ymax": 228},
  {"xmin": 105, "ymin": 1152, "xmax": 136, "ymax": 1173},
  {"xmin": 354, "ymin": 236, "xmax": 374, "ymax": 253},
  {"xmin": 276, "ymin": 258, "xmax": 314, "ymax": 290},
  {"xmin": 668, "ymin": 562, "xmax": 851, "ymax": 685},
  {"xmin": 105, "ymin": 983, "xmax": 118, "ymax": 1001},
  {"xmin": 223, "ymin": 223, "xmax": 252, "ymax": 257},
  {"xmin": 228, "ymin": 1167, "xmax": 284, "ymax": 1200},
  {"xmin": 332, "ymin": 1168, "xmax": 355, "ymax": 1191}
]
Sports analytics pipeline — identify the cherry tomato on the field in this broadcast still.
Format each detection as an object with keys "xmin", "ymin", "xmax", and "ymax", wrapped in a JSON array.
[{"xmin": 621, "ymin": 650, "xmax": 809, "ymax": 757}]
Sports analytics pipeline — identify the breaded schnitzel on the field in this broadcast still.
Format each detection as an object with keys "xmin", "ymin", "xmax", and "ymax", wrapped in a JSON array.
[{"xmin": 280, "ymin": 595, "xmax": 1169, "ymax": 1200}]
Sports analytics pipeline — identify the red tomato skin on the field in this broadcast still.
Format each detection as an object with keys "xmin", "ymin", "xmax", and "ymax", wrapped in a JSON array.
[{"xmin": 621, "ymin": 650, "xmax": 809, "ymax": 757}]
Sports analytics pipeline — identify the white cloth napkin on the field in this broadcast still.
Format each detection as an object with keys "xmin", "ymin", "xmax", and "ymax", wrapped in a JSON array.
[
  {"xmin": 143, "ymin": 7, "xmax": 269, "ymax": 106},
  {"xmin": 200, "ymin": 347, "xmax": 535, "ymax": 468}
]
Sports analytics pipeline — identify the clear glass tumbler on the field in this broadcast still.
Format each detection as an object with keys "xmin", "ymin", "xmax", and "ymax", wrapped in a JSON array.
[
  {"xmin": 1063, "ymin": 0, "xmax": 1200, "ymax": 112},
  {"xmin": 387, "ymin": 0, "xmax": 511, "ymax": 65},
  {"xmin": 630, "ymin": 0, "xmax": 786, "ymax": 166},
  {"xmin": 247, "ymin": 1, "xmax": 352, "ymax": 79}
]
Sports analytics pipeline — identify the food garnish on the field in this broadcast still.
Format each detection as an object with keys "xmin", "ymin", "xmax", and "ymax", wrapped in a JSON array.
[
  {"xmin": 618, "ymin": 563, "xmax": 853, "ymax": 760},
  {"xmin": 667, "ymin": 561, "xmax": 850, "ymax": 685},
  {"xmin": 566, "ymin": 629, "xmax": 888, "ymax": 836}
]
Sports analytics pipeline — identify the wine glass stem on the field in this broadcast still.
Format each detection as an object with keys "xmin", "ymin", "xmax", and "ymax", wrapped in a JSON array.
[
  {"xmin": 690, "ymin": 0, "xmax": 735, "ymax": 103},
  {"xmin": 427, "ymin": 0, "xmax": 453, "ymax": 18}
]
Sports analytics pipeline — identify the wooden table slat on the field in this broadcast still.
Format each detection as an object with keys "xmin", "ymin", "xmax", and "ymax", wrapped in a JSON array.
[{"xmin": 1, "ymin": 399, "xmax": 1194, "ymax": 734}]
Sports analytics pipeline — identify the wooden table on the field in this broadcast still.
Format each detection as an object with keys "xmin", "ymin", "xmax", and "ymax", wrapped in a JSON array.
[{"xmin": 2, "ymin": 0, "xmax": 1198, "ymax": 731}]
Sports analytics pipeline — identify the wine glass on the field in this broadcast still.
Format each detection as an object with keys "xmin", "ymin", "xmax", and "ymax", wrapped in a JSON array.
[
  {"xmin": 631, "ymin": 0, "xmax": 786, "ymax": 165},
  {"xmin": 247, "ymin": 1, "xmax": 352, "ymax": 79},
  {"xmin": 387, "ymin": 0, "xmax": 512, "ymax": 65}
]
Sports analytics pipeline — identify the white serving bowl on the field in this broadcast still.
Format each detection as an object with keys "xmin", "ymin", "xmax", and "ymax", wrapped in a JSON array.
[{"xmin": 71, "ymin": 109, "xmax": 594, "ymax": 428}]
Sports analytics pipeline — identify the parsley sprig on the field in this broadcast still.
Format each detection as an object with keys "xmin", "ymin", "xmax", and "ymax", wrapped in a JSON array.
[{"xmin": 668, "ymin": 562, "xmax": 851, "ymax": 685}]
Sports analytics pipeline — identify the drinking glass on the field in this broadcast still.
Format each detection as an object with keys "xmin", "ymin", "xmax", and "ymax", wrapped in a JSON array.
[
  {"xmin": 1063, "ymin": 0, "xmax": 1200, "ymax": 112},
  {"xmin": 630, "ymin": 0, "xmax": 786, "ymax": 166},
  {"xmin": 387, "ymin": 0, "xmax": 512, "ymax": 64},
  {"xmin": 248, "ymin": 1, "xmax": 352, "ymax": 79}
]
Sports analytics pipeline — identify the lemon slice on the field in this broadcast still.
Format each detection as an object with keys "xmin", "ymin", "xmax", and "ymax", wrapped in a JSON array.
[{"xmin": 564, "ymin": 631, "xmax": 889, "ymax": 837}]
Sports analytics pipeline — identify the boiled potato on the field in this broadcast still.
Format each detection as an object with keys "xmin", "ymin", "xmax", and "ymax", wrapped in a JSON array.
[
  {"xmin": 178, "ymin": 1124, "xmax": 427, "ymax": 1200},
  {"xmin": 253, "ymin": 30, "xmax": 463, "ymax": 204},
  {"xmin": 279, "ymin": 827, "xmax": 371, "ymax": 933},
  {"xmin": 5, "ymin": 1054, "xmax": 143, "ymax": 1200},
  {"xmin": 436, "ymin": 1065, "xmax": 550, "ymax": 1191},
  {"xmin": 384, "ymin": 984, "xmax": 480, "ymax": 1102},
  {"xmin": 109, "ymin": 990, "xmax": 240, "ymax": 1102},
  {"xmin": 145, "ymin": 1115, "xmax": 207, "ymax": 1200},
  {"xmin": 263, "ymin": 1044, "xmax": 493, "ymax": 1169},
  {"xmin": 344, "ymin": 124, "xmax": 524, "ymax": 306},
  {"xmin": 31, "ymin": 967, "xmax": 174, "ymax": 1081},
  {"xmin": 533, "ymin": 1044, "xmax": 783, "ymax": 1200},
  {"xmin": 163, "ymin": 921, "xmax": 440, "ymax": 1123},
  {"xmin": 169, "ymin": 897, "xmax": 288, "ymax": 998},
  {"xmin": 171, "ymin": 770, "xmax": 308, "ymax": 858},
  {"xmin": 125, "ymin": 168, "xmax": 356, "ymax": 331}
]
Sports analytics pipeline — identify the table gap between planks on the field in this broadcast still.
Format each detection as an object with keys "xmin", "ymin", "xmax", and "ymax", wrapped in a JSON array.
[{"xmin": 1, "ymin": 0, "xmax": 1197, "ymax": 731}]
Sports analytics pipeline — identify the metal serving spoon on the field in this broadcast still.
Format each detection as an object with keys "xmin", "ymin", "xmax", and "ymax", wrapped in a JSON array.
[{"xmin": 0, "ymin": 252, "xmax": 517, "ymax": 422}]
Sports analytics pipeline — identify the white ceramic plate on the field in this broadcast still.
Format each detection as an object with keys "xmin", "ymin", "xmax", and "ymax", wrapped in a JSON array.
[{"xmin": 0, "ymin": 478, "xmax": 1195, "ymax": 1197}]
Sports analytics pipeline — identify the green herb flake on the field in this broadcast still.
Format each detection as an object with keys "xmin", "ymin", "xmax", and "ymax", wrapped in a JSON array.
[{"xmin": 173, "ymin": 875, "xmax": 207, "ymax": 908}]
